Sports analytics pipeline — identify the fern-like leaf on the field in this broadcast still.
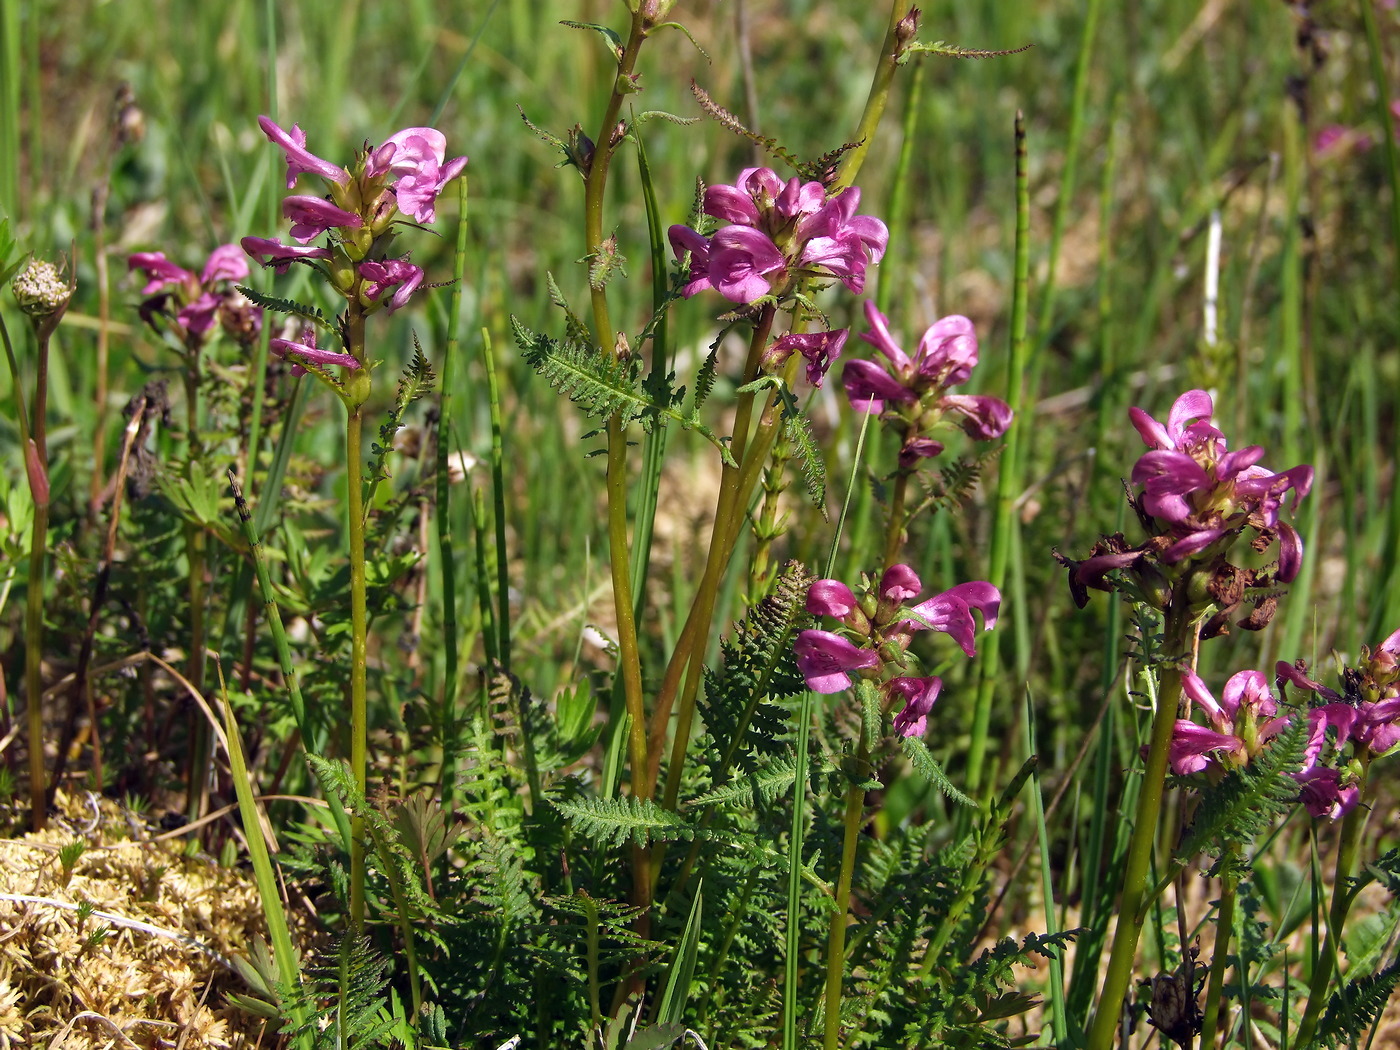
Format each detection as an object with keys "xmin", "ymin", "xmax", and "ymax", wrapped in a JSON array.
[
  {"xmin": 902, "ymin": 738, "xmax": 974, "ymax": 807},
  {"xmin": 699, "ymin": 561, "xmax": 814, "ymax": 780},
  {"xmin": 1316, "ymin": 961, "xmax": 1400, "ymax": 1047},
  {"xmin": 551, "ymin": 793, "xmax": 693, "ymax": 848},
  {"xmin": 235, "ymin": 285, "xmax": 334, "ymax": 329},
  {"xmin": 1175, "ymin": 716, "xmax": 1308, "ymax": 863}
]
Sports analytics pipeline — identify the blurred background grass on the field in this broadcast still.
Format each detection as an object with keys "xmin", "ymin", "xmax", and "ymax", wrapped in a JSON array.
[{"xmin": 2, "ymin": 0, "xmax": 1397, "ymax": 896}]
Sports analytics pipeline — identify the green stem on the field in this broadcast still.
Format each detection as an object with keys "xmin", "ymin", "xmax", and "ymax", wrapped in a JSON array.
[
  {"xmin": 345, "ymin": 313, "xmax": 369, "ymax": 930},
  {"xmin": 823, "ymin": 741, "xmax": 871, "ymax": 1050},
  {"xmin": 437, "ymin": 175, "xmax": 468, "ymax": 813},
  {"xmin": 832, "ymin": 1, "xmax": 911, "ymax": 194},
  {"xmin": 651, "ymin": 308, "xmax": 777, "ymax": 807},
  {"xmin": 1295, "ymin": 759, "xmax": 1370, "ymax": 1046},
  {"xmin": 966, "ymin": 110, "xmax": 1031, "ymax": 798},
  {"xmin": 1199, "ymin": 865, "xmax": 1237, "ymax": 1049},
  {"xmin": 882, "ymin": 468, "xmax": 911, "ymax": 569},
  {"xmin": 1086, "ymin": 601, "xmax": 1195, "ymax": 1050}
]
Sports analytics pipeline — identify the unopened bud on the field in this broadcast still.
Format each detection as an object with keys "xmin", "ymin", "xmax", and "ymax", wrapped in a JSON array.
[
  {"xmin": 896, "ymin": 7, "xmax": 922, "ymax": 49},
  {"xmin": 12, "ymin": 260, "xmax": 72, "ymax": 319}
]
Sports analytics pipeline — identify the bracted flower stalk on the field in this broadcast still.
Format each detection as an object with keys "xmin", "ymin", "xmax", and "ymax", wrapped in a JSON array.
[
  {"xmin": 824, "ymin": 728, "xmax": 873, "ymax": 1050},
  {"xmin": 1087, "ymin": 599, "xmax": 1198, "ymax": 1050},
  {"xmin": 1198, "ymin": 857, "xmax": 1238, "ymax": 1049},
  {"xmin": 1295, "ymin": 752, "xmax": 1372, "ymax": 1046}
]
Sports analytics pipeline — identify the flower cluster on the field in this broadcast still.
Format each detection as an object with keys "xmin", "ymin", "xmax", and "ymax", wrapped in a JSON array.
[
  {"xmin": 794, "ymin": 565, "xmax": 999, "ymax": 738},
  {"xmin": 241, "ymin": 116, "xmax": 465, "ymax": 378},
  {"xmin": 1275, "ymin": 629, "xmax": 1400, "ymax": 818},
  {"xmin": 1167, "ymin": 630, "xmax": 1400, "ymax": 820},
  {"xmin": 128, "ymin": 244, "xmax": 260, "ymax": 349},
  {"xmin": 842, "ymin": 300, "xmax": 1012, "ymax": 467},
  {"xmin": 668, "ymin": 167, "xmax": 888, "ymax": 305},
  {"xmin": 1058, "ymin": 390, "xmax": 1312, "ymax": 636}
]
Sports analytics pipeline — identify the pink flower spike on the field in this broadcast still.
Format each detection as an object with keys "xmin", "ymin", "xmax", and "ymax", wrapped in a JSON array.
[
  {"xmin": 128, "ymin": 252, "xmax": 195, "ymax": 295},
  {"xmin": 360, "ymin": 258, "xmax": 424, "ymax": 313},
  {"xmin": 807, "ymin": 580, "xmax": 858, "ymax": 619},
  {"xmin": 794, "ymin": 629, "xmax": 880, "ymax": 694},
  {"xmin": 241, "ymin": 236, "xmax": 333, "ymax": 274},
  {"xmin": 258, "ymin": 116, "xmax": 349, "ymax": 188},
  {"xmin": 888, "ymin": 676, "xmax": 944, "ymax": 737},
  {"xmin": 200, "ymin": 244, "xmax": 250, "ymax": 285}
]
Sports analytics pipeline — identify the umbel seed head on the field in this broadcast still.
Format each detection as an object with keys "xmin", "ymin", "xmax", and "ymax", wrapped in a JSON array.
[{"xmin": 12, "ymin": 260, "xmax": 71, "ymax": 318}]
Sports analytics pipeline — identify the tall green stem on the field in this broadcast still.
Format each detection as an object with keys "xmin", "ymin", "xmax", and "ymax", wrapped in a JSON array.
[
  {"xmin": 1199, "ymin": 865, "xmax": 1237, "ymax": 1050},
  {"xmin": 1295, "ymin": 759, "xmax": 1370, "ymax": 1046},
  {"xmin": 823, "ymin": 739, "xmax": 871, "ymax": 1049},
  {"xmin": 831, "ymin": 1, "xmax": 911, "ymax": 194},
  {"xmin": 1086, "ymin": 601, "xmax": 1196, "ymax": 1050},
  {"xmin": 344, "ymin": 311, "xmax": 369, "ymax": 930}
]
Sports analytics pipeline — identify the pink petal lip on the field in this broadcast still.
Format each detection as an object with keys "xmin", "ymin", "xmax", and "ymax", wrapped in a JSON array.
[
  {"xmin": 794, "ymin": 629, "xmax": 879, "ymax": 694},
  {"xmin": 806, "ymin": 579, "xmax": 858, "ymax": 619},
  {"xmin": 200, "ymin": 244, "xmax": 250, "ymax": 285},
  {"xmin": 257, "ymin": 115, "xmax": 349, "ymax": 188}
]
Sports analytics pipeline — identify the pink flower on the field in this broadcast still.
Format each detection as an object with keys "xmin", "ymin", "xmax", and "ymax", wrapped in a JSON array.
[
  {"xmin": 359, "ymin": 258, "xmax": 424, "ymax": 314},
  {"xmin": 1169, "ymin": 669, "xmax": 1287, "ymax": 775},
  {"xmin": 129, "ymin": 244, "xmax": 257, "ymax": 345},
  {"xmin": 258, "ymin": 116, "xmax": 350, "ymax": 188},
  {"xmin": 242, "ymin": 236, "xmax": 333, "ymax": 273},
  {"xmin": 762, "ymin": 328, "xmax": 848, "ymax": 386},
  {"xmin": 270, "ymin": 328, "xmax": 361, "ymax": 377},
  {"xmin": 888, "ymin": 676, "xmax": 943, "ymax": 737},
  {"xmin": 668, "ymin": 167, "xmax": 887, "ymax": 304},
  {"xmin": 367, "ymin": 127, "xmax": 467, "ymax": 224},
  {"xmin": 283, "ymin": 195, "xmax": 364, "ymax": 243},
  {"xmin": 1129, "ymin": 390, "xmax": 1312, "ymax": 582},
  {"xmin": 842, "ymin": 301, "xmax": 1011, "ymax": 461},
  {"xmin": 794, "ymin": 630, "xmax": 880, "ymax": 694}
]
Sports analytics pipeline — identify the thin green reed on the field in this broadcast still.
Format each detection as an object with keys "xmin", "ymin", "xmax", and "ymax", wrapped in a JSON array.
[
  {"xmin": 0, "ymin": 1, "xmax": 19, "ymax": 218},
  {"xmin": 965, "ymin": 110, "xmax": 1030, "ymax": 798},
  {"xmin": 437, "ymin": 175, "xmax": 468, "ymax": 812},
  {"xmin": 1024, "ymin": 690, "xmax": 1068, "ymax": 1047},
  {"xmin": 1362, "ymin": 0, "xmax": 1400, "ymax": 640}
]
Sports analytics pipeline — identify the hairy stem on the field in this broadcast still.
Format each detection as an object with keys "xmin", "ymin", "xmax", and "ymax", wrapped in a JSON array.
[
  {"xmin": 1199, "ymin": 865, "xmax": 1237, "ymax": 1049},
  {"xmin": 345, "ymin": 310, "xmax": 369, "ymax": 930}
]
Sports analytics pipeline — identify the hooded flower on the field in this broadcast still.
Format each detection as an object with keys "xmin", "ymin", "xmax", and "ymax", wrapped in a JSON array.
[
  {"xmin": 795, "ymin": 564, "xmax": 999, "ymax": 740},
  {"xmin": 668, "ymin": 167, "xmax": 888, "ymax": 304},
  {"xmin": 842, "ymin": 301, "xmax": 1011, "ymax": 465},
  {"xmin": 1169, "ymin": 669, "xmax": 1287, "ymax": 775},
  {"xmin": 762, "ymin": 328, "xmax": 849, "ymax": 387},
  {"xmin": 359, "ymin": 258, "xmax": 425, "ymax": 314},
  {"xmin": 269, "ymin": 327, "xmax": 361, "ymax": 378},
  {"xmin": 129, "ymin": 244, "xmax": 258, "ymax": 346},
  {"xmin": 1129, "ymin": 389, "xmax": 1312, "ymax": 578}
]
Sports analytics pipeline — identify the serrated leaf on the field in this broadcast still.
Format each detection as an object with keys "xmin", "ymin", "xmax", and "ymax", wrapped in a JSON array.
[
  {"xmin": 235, "ymin": 285, "xmax": 334, "ymax": 329},
  {"xmin": 902, "ymin": 737, "xmax": 975, "ymax": 806}
]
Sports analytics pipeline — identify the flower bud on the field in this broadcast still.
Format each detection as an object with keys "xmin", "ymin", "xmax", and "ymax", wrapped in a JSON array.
[{"xmin": 12, "ymin": 260, "xmax": 72, "ymax": 319}]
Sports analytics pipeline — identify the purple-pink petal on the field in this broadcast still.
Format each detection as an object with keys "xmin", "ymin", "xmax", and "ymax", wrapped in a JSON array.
[
  {"xmin": 360, "ymin": 258, "xmax": 424, "ymax": 313},
  {"xmin": 128, "ymin": 252, "xmax": 195, "ymax": 295},
  {"xmin": 794, "ymin": 629, "xmax": 880, "ymax": 694},
  {"xmin": 842, "ymin": 358, "xmax": 915, "ymax": 415},
  {"xmin": 668, "ymin": 225, "xmax": 713, "ymax": 298},
  {"xmin": 270, "ymin": 335, "xmax": 361, "ymax": 373},
  {"xmin": 879, "ymin": 564, "xmax": 923, "ymax": 603},
  {"xmin": 942, "ymin": 394, "xmax": 1013, "ymax": 440},
  {"xmin": 709, "ymin": 226, "xmax": 785, "ymax": 303},
  {"xmin": 807, "ymin": 580, "xmax": 858, "ymax": 619},
  {"xmin": 176, "ymin": 292, "xmax": 220, "ymax": 336},
  {"xmin": 200, "ymin": 244, "xmax": 250, "ymax": 285},
  {"xmin": 1221, "ymin": 669, "xmax": 1276, "ymax": 719},
  {"xmin": 1181, "ymin": 670, "xmax": 1227, "ymax": 723},
  {"xmin": 1165, "ymin": 389, "xmax": 1215, "ymax": 443},
  {"xmin": 704, "ymin": 183, "xmax": 762, "ymax": 226},
  {"xmin": 1275, "ymin": 660, "xmax": 1341, "ymax": 703},
  {"xmin": 1293, "ymin": 766, "xmax": 1360, "ymax": 820},
  {"xmin": 860, "ymin": 300, "xmax": 912, "ymax": 372},
  {"xmin": 283, "ymin": 195, "xmax": 364, "ymax": 243},
  {"xmin": 916, "ymin": 316, "xmax": 978, "ymax": 386},
  {"xmin": 241, "ymin": 236, "xmax": 334, "ymax": 274},
  {"xmin": 888, "ymin": 675, "xmax": 943, "ymax": 737},
  {"xmin": 257, "ymin": 115, "xmax": 349, "ymax": 188},
  {"xmin": 1170, "ymin": 720, "xmax": 1245, "ymax": 775},
  {"xmin": 1276, "ymin": 522, "xmax": 1304, "ymax": 583},
  {"xmin": 1162, "ymin": 528, "xmax": 1228, "ymax": 564}
]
